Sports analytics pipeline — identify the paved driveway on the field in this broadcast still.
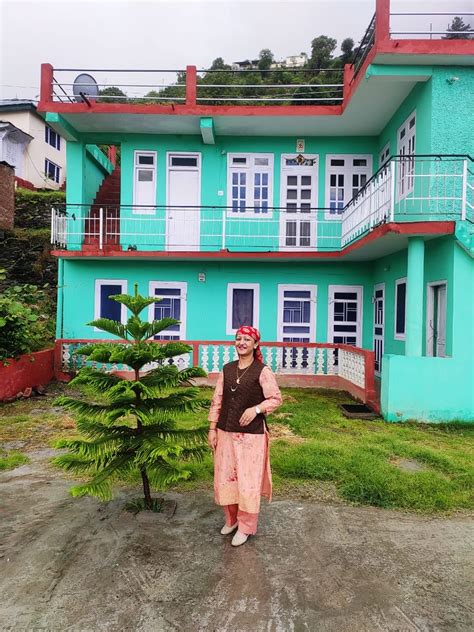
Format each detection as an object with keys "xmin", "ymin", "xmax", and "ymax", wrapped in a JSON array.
[{"xmin": 1, "ymin": 451, "xmax": 473, "ymax": 631}]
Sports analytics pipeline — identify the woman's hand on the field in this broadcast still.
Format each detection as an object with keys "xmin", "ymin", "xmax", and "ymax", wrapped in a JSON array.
[
  {"xmin": 208, "ymin": 429, "xmax": 217, "ymax": 450},
  {"xmin": 239, "ymin": 407, "xmax": 258, "ymax": 427}
]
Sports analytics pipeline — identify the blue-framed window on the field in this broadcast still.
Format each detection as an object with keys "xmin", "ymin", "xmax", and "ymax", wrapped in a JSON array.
[
  {"xmin": 45, "ymin": 125, "xmax": 60, "ymax": 150},
  {"xmin": 94, "ymin": 280, "xmax": 127, "ymax": 327},
  {"xmin": 45, "ymin": 158, "xmax": 60, "ymax": 183},
  {"xmin": 150, "ymin": 283, "xmax": 187, "ymax": 340}
]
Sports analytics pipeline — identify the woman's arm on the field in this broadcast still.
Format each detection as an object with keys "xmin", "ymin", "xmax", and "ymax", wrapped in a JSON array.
[
  {"xmin": 208, "ymin": 373, "xmax": 223, "ymax": 449},
  {"xmin": 257, "ymin": 366, "xmax": 283, "ymax": 414}
]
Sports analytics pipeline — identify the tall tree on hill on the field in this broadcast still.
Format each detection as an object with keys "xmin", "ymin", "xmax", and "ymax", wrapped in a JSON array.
[
  {"xmin": 98, "ymin": 87, "xmax": 127, "ymax": 103},
  {"xmin": 340, "ymin": 38, "xmax": 355, "ymax": 64},
  {"xmin": 309, "ymin": 35, "xmax": 337, "ymax": 72},
  {"xmin": 442, "ymin": 16, "xmax": 472, "ymax": 39},
  {"xmin": 258, "ymin": 48, "xmax": 274, "ymax": 72}
]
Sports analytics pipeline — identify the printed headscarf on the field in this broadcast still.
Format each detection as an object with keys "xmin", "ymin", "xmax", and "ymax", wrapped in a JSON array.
[{"xmin": 236, "ymin": 325, "xmax": 264, "ymax": 363}]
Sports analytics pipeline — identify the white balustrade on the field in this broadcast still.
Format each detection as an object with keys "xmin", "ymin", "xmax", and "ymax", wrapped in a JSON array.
[{"xmin": 339, "ymin": 349, "xmax": 365, "ymax": 388}]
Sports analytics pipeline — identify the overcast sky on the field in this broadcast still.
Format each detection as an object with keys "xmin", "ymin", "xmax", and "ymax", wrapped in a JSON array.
[{"xmin": 0, "ymin": 0, "xmax": 472, "ymax": 101}]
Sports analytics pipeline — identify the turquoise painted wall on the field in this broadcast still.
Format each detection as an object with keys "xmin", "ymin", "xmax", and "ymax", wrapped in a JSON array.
[
  {"xmin": 381, "ymin": 241, "xmax": 474, "ymax": 422},
  {"xmin": 65, "ymin": 143, "xmax": 113, "ymax": 250},
  {"xmin": 371, "ymin": 236, "xmax": 456, "ymax": 358},
  {"xmin": 60, "ymin": 258, "xmax": 374, "ymax": 348}
]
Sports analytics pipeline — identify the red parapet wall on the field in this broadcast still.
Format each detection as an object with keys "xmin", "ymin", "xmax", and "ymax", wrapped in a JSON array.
[{"xmin": 0, "ymin": 349, "xmax": 55, "ymax": 401}]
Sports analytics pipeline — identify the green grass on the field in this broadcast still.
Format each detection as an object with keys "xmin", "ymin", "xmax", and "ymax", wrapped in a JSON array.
[
  {"xmin": 1, "ymin": 384, "xmax": 473, "ymax": 513},
  {"xmin": 169, "ymin": 387, "xmax": 474, "ymax": 513},
  {"xmin": 0, "ymin": 451, "xmax": 29, "ymax": 471}
]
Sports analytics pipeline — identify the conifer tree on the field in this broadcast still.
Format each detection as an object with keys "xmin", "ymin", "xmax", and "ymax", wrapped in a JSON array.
[{"xmin": 53, "ymin": 285, "xmax": 208, "ymax": 511}]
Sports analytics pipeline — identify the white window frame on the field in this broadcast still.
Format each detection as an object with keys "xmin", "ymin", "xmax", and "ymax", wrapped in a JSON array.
[
  {"xmin": 227, "ymin": 153, "xmax": 274, "ymax": 218},
  {"xmin": 396, "ymin": 110, "xmax": 416, "ymax": 201},
  {"xmin": 324, "ymin": 154, "xmax": 372, "ymax": 218},
  {"xmin": 394, "ymin": 277, "xmax": 407, "ymax": 341},
  {"xmin": 45, "ymin": 158, "xmax": 61, "ymax": 183},
  {"xmin": 426, "ymin": 280, "xmax": 448, "ymax": 358},
  {"xmin": 277, "ymin": 284, "xmax": 317, "ymax": 342},
  {"xmin": 94, "ymin": 279, "xmax": 128, "ymax": 331},
  {"xmin": 133, "ymin": 150, "xmax": 157, "ymax": 215},
  {"xmin": 379, "ymin": 142, "xmax": 390, "ymax": 167},
  {"xmin": 148, "ymin": 281, "xmax": 187, "ymax": 339},
  {"xmin": 226, "ymin": 283, "xmax": 260, "ymax": 335},
  {"xmin": 327, "ymin": 284, "xmax": 363, "ymax": 347},
  {"xmin": 279, "ymin": 154, "xmax": 318, "ymax": 250}
]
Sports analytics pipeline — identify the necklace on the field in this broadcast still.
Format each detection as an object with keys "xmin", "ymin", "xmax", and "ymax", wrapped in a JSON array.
[{"xmin": 230, "ymin": 361, "xmax": 253, "ymax": 392}]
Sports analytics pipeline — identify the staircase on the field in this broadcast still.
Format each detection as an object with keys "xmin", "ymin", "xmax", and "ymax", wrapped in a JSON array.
[
  {"xmin": 455, "ymin": 221, "xmax": 474, "ymax": 258},
  {"xmin": 84, "ymin": 167, "xmax": 121, "ymax": 247}
]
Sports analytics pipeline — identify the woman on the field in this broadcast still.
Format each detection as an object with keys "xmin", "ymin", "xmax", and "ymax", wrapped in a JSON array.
[{"xmin": 208, "ymin": 325, "xmax": 282, "ymax": 546}]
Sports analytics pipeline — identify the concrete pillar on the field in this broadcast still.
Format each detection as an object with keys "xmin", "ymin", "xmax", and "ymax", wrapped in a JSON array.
[{"xmin": 405, "ymin": 236, "xmax": 425, "ymax": 357}]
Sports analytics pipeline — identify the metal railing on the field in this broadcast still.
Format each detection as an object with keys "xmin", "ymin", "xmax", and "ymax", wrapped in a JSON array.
[
  {"xmin": 51, "ymin": 157, "xmax": 472, "ymax": 253},
  {"xmin": 390, "ymin": 11, "xmax": 474, "ymax": 40},
  {"xmin": 48, "ymin": 67, "xmax": 344, "ymax": 106},
  {"xmin": 342, "ymin": 155, "xmax": 472, "ymax": 246},
  {"xmin": 351, "ymin": 12, "xmax": 376, "ymax": 80}
]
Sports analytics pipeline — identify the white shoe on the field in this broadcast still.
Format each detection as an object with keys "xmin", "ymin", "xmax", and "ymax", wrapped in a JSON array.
[
  {"xmin": 220, "ymin": 522, "xmax": 238, "ymax": 535},
  {"xmin": 231, "ymin": 530, "xmax": 249, "ymax": 547}
]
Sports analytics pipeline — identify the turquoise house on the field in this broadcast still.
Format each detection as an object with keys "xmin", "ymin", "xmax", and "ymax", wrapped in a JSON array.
[{"xmin": 39, "ymin": 0, "xmax": 474, "ymax": 422}]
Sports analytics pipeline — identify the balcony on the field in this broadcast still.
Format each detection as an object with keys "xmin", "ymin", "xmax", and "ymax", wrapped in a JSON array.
[{"xmin": 51, "ymin": 156, "xmax": 473, "ymax": 257}]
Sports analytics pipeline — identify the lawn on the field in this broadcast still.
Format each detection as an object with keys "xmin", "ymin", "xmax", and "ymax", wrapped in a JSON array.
[{"xmin": 1, "ymin": 383, "xmax": 473, "ymax": 513}]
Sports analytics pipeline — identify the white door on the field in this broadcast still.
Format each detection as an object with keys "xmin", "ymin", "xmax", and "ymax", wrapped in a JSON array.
[
  {"xmin": 328, "ymin": 285, "xmax": 363, "ymax": 347},
  {"xmin": 427, "ymin": 282, "xmax": 447, "ymax": 357},
  {"xmin": 133, "ymin": 151, "xmax": 157, "ymax": 213},
  {"xmin": 167, "ymin": 154, "xmax": 201, "ymax": 251},
  {"xmin": 278, "ymin": 285, "xmax": 316, "ymax": 370},
  {"xmin": 373, "ymin": 283, "xmax": 385, "ymax": 375},
  {"xmin": 280, "ymin": 155, "xmax": 318, "ymax": 249}
]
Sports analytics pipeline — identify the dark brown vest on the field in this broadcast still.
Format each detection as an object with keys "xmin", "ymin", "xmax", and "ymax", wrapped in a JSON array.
[{"xmin": 217, "ymin": 360, "xmax": 266, "ymax": 434}]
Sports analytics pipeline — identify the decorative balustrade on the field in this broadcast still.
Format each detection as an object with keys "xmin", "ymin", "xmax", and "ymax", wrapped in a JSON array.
[{"xmin": 57, "ymin": 339, "xmax": 375, "ymax": 406}]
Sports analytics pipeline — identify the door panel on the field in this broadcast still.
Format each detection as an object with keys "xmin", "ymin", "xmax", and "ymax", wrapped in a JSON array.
[{"xmin": 167, "ymin": 155, "xmax": 200, "ymax": 251}]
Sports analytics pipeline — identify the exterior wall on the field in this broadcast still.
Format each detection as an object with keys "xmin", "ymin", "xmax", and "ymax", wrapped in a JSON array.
[
  {"xmin": 59, "ymin": 258, "xmax": 374, "ymax": 347},
  {"xmin": 381, "ymin": 239, "xmax": 474, "ymax": 422},
  {"xmin": 4, "ymin": 111, "xmax": 66, "ymax": 189}
]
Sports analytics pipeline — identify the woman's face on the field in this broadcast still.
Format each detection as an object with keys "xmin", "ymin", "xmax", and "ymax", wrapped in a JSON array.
[{"xmin": 235, "ymin": 333, "xmax": 257, "ymax": 358}]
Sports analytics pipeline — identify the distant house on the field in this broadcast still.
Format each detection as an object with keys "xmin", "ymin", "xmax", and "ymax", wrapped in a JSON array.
[
  {"xmin": 0, "ymin": 100, "xmax": 66, "ymax": 190},
  {"xmin": 271, "ymin": 53, "xmax": 309, "ymax": 69}
]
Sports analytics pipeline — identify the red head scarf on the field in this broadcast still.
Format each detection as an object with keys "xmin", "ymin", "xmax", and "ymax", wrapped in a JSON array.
[{"xmin": 236, "ymin": 326, "xmax": 264, "ymax": 363}]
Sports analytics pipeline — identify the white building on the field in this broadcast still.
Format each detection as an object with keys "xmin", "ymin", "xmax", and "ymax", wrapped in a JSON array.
[{"xmin": 0, "ymin": 100, "xmax": 66, "ymax": 189}]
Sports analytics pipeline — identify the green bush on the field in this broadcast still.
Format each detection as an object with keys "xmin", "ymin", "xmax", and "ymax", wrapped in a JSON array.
[{"xmin": 0, "ymin": 284, "xmax": 55, "ymax": 362}]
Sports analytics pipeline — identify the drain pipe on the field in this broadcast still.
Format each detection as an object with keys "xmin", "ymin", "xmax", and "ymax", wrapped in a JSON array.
[{"xmin": 56, "ymin": 258, "xmax": 64, "ymax": 339}]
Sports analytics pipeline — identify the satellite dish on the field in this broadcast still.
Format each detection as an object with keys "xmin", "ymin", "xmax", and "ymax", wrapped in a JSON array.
[{"xmin": 72, "ymin": 73, "xmax": 99, "ymax": 103}]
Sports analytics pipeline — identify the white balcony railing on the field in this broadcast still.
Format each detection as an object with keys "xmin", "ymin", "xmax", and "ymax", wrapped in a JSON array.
[
  {"xmin": 58, "ymin": 339, "xmax": 377, "ymax": 405},
  {"xmin": 52, "ymin": 156, "xmax": 473, "ymax": 253}
]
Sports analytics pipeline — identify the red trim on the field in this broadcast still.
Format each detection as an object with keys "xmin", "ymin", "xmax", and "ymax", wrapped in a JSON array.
[
  {"xmin": 50, "ymin": 221, "xmax": 455, "ymax": 261},
  {"xmin": 375, "ymin": 0, "xmax": 390, "ymax": 44},
  {"xmin": 0, "ymin": 349, "xmax": 55, "ymax": 401},
  {"xmin": 40, "ymin": 63, "xmax": 54, "ymax": 104},
  {"xmin": 38, "ymin": 99, "xmax": 342, "ymax": 117},
  {"xmin": 14, "ymin": 176, "xmax": 36, "ymax": 190},
  {"xmin": 186, "ymin": 65, "xmax": 197, "ymax": 106},
  {"xmin": 379, "ymin": 39, "xmax": 474, "ymax": 56}
]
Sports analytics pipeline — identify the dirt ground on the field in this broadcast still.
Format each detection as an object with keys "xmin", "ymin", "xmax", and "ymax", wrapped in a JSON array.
[{"xmin": 1, "ymin": 450, "xmax": 473, "ymax": 632}]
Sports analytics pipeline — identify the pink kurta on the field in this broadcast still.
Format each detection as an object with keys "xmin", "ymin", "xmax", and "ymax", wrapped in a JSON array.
[{"xmin": 209, "ymin": 366, "xmax": 282, "ymax": 520}]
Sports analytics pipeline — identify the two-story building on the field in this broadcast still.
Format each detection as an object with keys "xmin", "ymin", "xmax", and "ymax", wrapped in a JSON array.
[
  {"xmin": 0, "ymin": 100, "xmax": 67, "ymax": 189},
  {"xmin": 40, "ymin": 0, "xmax": 474, "ymax": 422}
]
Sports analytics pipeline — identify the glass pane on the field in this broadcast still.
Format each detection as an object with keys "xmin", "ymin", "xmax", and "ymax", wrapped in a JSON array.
[
  {"xmin": 301, "ymin": 176, "xmax": 311, "ymax": 186},
  {"xmin": 233, "ymin": 157, "xmax": 247, "ymax": 164},
  {"xmin": 301, "ymin": 189, "xmax": 311, "ymax": 199},
  {"xmin": 138, "ymin": 169, "xmax": 153, "ymax": 182},
  {"xmin": 100, "ymin": 284, "xmax": 122, "ymax": 321},
  {"xmin": 171, "ymin": 156, "xmax": 197, "ymax": 167},
  {"xmin": 396, "ymin": 282, "xmax": 406, "ymax": 334},
  {"xmin": 287, "ymin": 189, "xmax": 297, "ymax": 200},
  {"xmin": 138, "ymin": 154, "xmax": 154, "ymax": 165},
  {"xmin": 232, "ymin": 289, "xmax": 254, "ymax": 329},
  {"xmin": 287, "ymin": 175, "xmax": 297, "ymax": 186},
  {"xmin": 254, "ymin": 157, "xmax": 269, "ymax": 166},
  {"xmin": 286, "ymin": 203, "xmax": 297, "ymax": 212},
  {"xmin": 330, "ymin": 174, "xmax": 336, "ymax": 186},
  {"xmin": 331, "ymin": 159, "xmax": 345, "ymax": 166},
  {"xmin": 353, "ymin": 159, "xmax": 367, "ymax": 167},
  {"xmin": 285, "ymin": 290, "xmax": 311, "ymax": 298},
  {"xmin": 232, "ymin": 173, "xmax": 238, "ymax": 185},
  {"xmin": 301, "ymin": 203, "xmax": 311, "ymax": 212},
  {"xmin": 262, "ymin": 173, "xmax": 268, "ymax": 185},
  {"xmin": 338, "ymin": 174, "xmax": 344, "ymax": 186},
  {"xmin": 254, "ymin": 173, "xmax": 261, "ymax": 185}
]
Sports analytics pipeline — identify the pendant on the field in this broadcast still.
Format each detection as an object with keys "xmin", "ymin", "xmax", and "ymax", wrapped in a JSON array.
[
  {"xmin": 236, "ymin": 378, "xmax": 240, "ymax": 384},
  {"xmin": 230, "ymin": 385, "xmax": 238, "ymax": 392}
]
